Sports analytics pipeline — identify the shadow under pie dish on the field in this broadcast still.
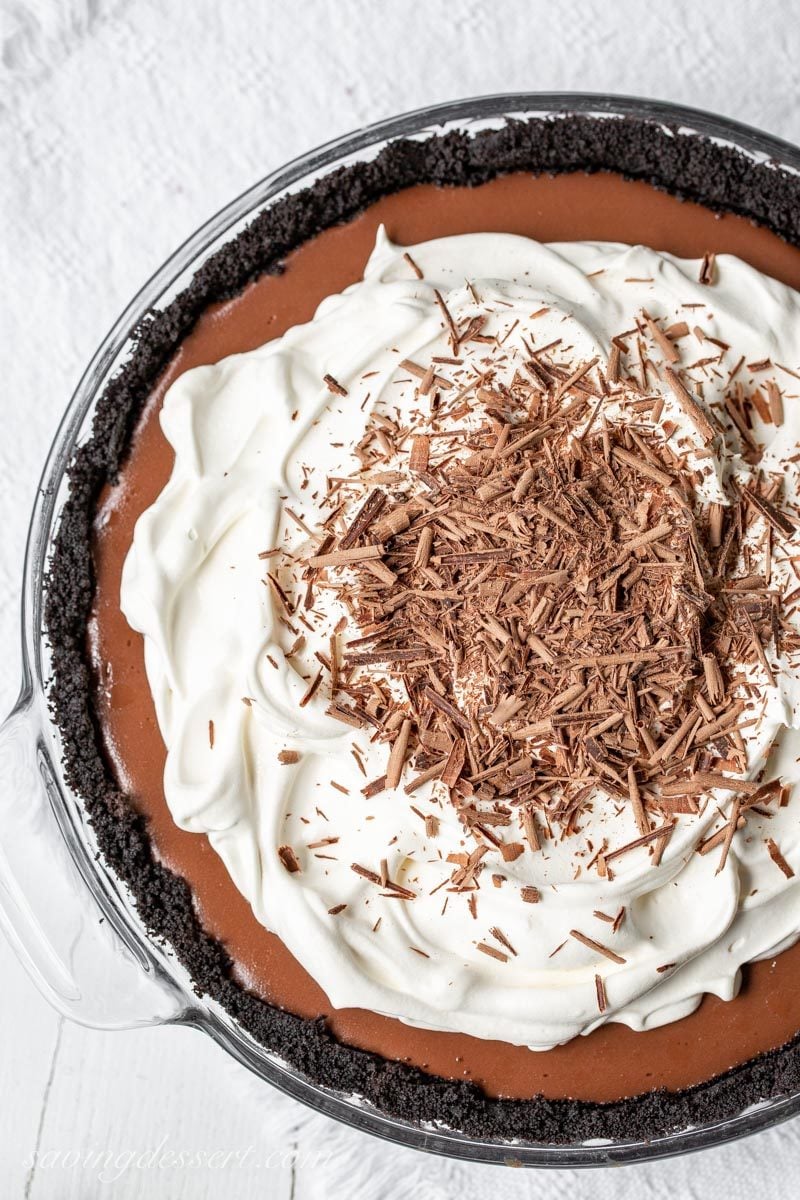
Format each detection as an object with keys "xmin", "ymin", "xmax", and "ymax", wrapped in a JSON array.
[{"xmin": 17, "ymin": 95, "xmax": 800, "ymax": 1163}]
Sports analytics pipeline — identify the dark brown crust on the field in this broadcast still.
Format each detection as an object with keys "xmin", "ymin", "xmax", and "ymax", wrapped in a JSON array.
[{"xmin": 45, "ymin": 113, "xmax": 800, "ymax": 1144}]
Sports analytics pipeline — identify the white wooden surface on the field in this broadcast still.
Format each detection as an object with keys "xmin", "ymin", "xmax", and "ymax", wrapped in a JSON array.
[{"xmin": 3, "ymin": 1, "xmax": 800, "ymax": 1195}]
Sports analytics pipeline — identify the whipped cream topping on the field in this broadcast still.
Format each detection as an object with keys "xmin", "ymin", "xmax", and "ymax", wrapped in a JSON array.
[{"xmin": 122, "ymin": 230, "xmax": 800, "ymax": 1050}]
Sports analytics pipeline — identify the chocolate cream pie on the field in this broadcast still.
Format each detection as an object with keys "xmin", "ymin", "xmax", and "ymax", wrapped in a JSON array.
[{"xmin": 48, "ymin": 114, "xmax": 800, "ymax": 1143}]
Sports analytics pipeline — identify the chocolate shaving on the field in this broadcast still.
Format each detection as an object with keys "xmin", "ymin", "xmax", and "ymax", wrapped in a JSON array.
[
  {"xmin": 744, "ymin": 487, "xmax": 796, "ymax": 540},
  {"xmin": 570, "ymin": 929, "xmax": 626, "ymax": 964},
  {"xmin": 323, "ymin": 373, "xmax": 348, "ymax": 396},
  {"xmin": 605, "ymin": 823, "xmax": 674, "ymax": 863},
  {"xmin": 409, "ymin": 435, "xmax": 430, "ymax": 474},
  {"xmin": 306, "ymin": 544, "xmax": 384, "ymax": 568},
  {"xmin": 403, "ymin": 251, "xmax": 423, "ymax": 279},
  {"xmin": 663, "ymin": 367, "xmax": 715, "ymax": 442},
  {"xmin": 276, "ymin": 297, "xmax": 791, "ymax": 898},
  {"xmin": 422, "ymin": 686, "xmax": 471, "ymax": 731},
  {"xmin": 339, "ymin": 489, "xmax": 387, "ymax": 550},
  {"xmin": 278, "ymin": 845, "xmax": 301, "ymax": 874},
  {"xmin": 386, "ymin": 718, "xmax": 412, "ymax": 788},
  {"xmin": 766, "ymin": 837, "xmax": 795, "ymax": 879},
  {"xmin": 441, "ymin": 738, "xmax": 467, "ymax": 788},
  {"xmin": 699, "ymin": 252, "xmax": 716, "ymax": 285},
  {"xmin": 476, "ymin": 941, "xmax": 508, "ymax": 963}
]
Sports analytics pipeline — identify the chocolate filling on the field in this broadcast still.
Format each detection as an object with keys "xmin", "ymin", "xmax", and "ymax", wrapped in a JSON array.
[{"xmin": 46, "ymin": 114, "xmax": 800, "ymax": 1143}]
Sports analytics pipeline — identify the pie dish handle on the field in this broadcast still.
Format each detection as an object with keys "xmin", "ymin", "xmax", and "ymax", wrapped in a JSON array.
[{"xmin": 0, "ymin": 695, "xmax": 187, "ymax": 1029}]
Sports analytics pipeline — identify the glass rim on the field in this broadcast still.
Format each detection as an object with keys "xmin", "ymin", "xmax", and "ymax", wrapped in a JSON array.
[{"xmin": 16, "ymin": 91, "xmax": 800, "ymax": 1167}]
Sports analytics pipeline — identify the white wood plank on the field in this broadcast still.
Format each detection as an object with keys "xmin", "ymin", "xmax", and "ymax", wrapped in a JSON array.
[
  {"xmin": 4, "ymin": 4, "xmax": 800, "ymax": 1198},
  {"xmin": 0, "ymin": 349, "xmax": 65, "ymax": 1195},
  {"xmin": 0, "ymin": 944, "xmax": 62, "ymax": 1195},
  {"xmin": 290, "ymin": 1115, "xmax": 800, "ymax": 1200},
  {"xmin": 24, "ymin": 1022, "xmax": 295, "ymax": 1200}
]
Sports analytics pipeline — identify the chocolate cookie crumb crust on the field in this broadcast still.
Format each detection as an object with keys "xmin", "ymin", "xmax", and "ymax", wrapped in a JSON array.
[{"xmin": 45, "ymin": 113, "xmax": 800, "ymax": 1144}]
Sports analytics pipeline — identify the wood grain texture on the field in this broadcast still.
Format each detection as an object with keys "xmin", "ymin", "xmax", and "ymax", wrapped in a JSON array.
[{"xmin": 3, "ymin": 0, "xmax": 800, "ymax": 1195}]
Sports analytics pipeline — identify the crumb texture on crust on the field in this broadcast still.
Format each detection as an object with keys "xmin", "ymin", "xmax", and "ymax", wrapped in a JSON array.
[{"xmin": 45, "ymin": 114, "xmax": 800, "ymax": 1144}]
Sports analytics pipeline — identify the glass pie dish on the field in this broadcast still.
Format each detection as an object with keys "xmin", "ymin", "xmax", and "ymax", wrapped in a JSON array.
[{"xmin": 3, "ymin": 92, "xmax": 800, "ymax": 1167}]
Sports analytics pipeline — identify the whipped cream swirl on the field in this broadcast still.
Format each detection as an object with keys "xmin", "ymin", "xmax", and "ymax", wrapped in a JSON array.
[{"xmin": 122, "ymin": 230, "xmax": 800, "ymax": 1049}]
